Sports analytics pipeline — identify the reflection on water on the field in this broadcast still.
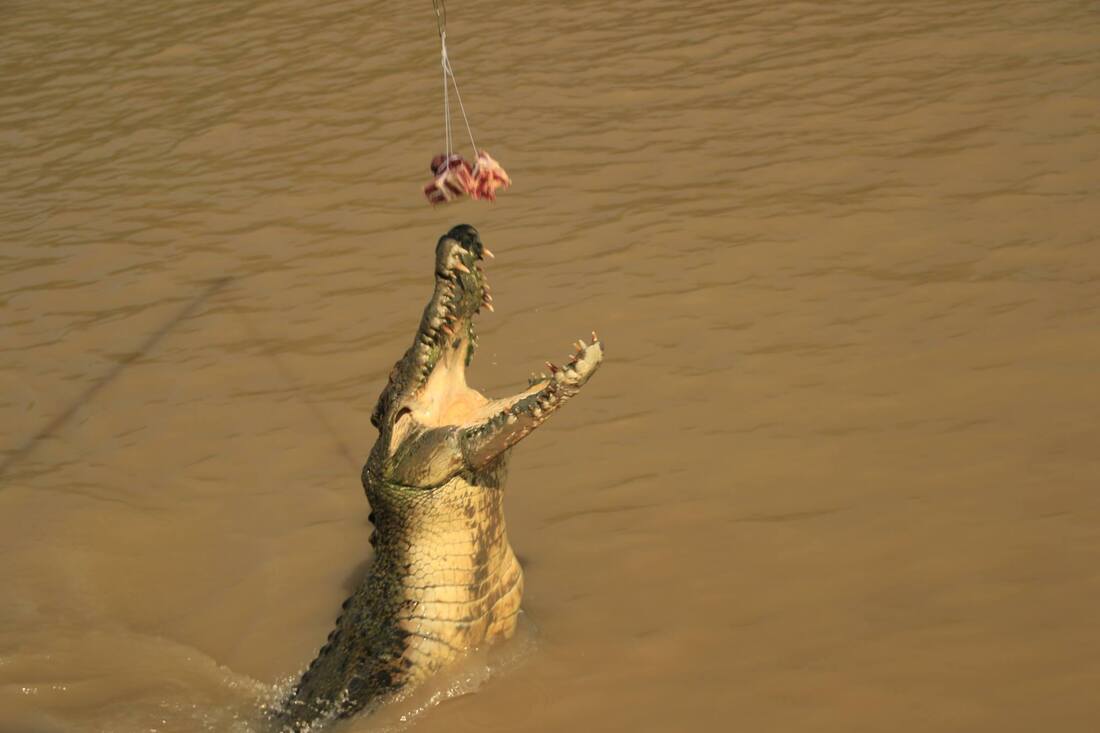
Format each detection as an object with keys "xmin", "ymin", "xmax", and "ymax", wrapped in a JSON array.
[{"xmin": 2, "ymin": 0, "xmax": 1100, "ymax": 731}]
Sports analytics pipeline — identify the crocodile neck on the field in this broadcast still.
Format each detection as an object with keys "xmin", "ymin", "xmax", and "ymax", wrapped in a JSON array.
[{"xmin": 277, "ymin": 454, "xmax": 524, "ymax": 728}]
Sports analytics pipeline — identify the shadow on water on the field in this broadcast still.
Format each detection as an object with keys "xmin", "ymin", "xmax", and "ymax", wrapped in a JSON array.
[
  {"xmin": 0, "ymin": 277, "xmax": 233, "ymax": 482},
  {"xmin": 232, "ymin": 300, "xmax": 362, "ymax": 474},
  {"xmin": 0, "ymin": 275, "xmax": 366, "ymax": 484}
]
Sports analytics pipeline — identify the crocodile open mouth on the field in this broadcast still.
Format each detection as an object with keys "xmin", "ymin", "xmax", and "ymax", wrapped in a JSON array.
[
  {"xmin": 372, "ymin": 224, "xmax": 602, "ymax": 453},
  {"xmin": 370, "ymin": 225, "xmax": 495, "ymax": 433}
]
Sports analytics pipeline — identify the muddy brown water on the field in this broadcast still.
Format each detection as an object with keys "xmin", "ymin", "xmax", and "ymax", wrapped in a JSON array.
[{"xmin": 2, "ymin": 1, "xmax": 1100, "ymax": 731}]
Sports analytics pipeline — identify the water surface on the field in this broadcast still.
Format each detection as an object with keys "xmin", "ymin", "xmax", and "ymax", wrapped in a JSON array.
[{"xmin": 2, "ymin": 1, "xmax": 1099, "ymax": 731}]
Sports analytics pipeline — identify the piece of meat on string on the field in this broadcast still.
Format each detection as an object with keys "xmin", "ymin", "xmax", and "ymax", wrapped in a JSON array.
[
  {"xmin": 470, "ymin": 150, "xmax": 511, "ymax": 201},
  {"xmin": 423, "ymin": 150, "xmax": 511, "ymax": 205},
  {"xmin": 424, "ymin": 153, "xmax": 474, "ymax": 206},
  {"xmin": 423, "ymin": 0, "xmax": 511, "ymax": 206}
]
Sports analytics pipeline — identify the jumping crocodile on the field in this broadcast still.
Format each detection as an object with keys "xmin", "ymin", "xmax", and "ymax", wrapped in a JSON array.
[{"xmin": 274, "ymin": 225, "xmax": 604, "ymax": 731}]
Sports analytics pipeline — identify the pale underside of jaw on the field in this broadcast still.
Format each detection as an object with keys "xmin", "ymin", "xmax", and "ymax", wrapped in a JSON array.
[{"xmin": 408, "ymin": 333, "xmax": 549, "ymax": 431}]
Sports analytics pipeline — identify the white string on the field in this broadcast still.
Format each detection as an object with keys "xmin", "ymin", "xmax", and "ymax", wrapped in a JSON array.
[
  {"xmin": 444, "ymin": 52, "xmax": 479, "ymax": 155},
  {"xmin": 438, "ymin": 29, "xmax": 478, "ymax": 161},
  {"xmin": 441, "ymin": 31, "xmax": 452, "ymax": 163}
]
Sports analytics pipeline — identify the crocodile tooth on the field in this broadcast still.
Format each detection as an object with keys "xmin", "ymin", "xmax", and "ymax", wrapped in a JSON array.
[
  {"xmin": 454, "ymin": 262, "xmax": 471, "ymax": 274},
  {"xmin": 482, "ymin": 246, "xmax": 494, "ymax": 259},
  {"xmin": 506, "ymin": 414, "xmax": 518, "ymax": 424},
  {"xmin": 591, "ymin": 330, "xmax": 599, "ymax": 343}
]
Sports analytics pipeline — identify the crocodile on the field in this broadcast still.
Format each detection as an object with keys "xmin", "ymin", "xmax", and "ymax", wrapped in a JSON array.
[{"xmin": 273, "ymin": 224, "xmax": 604, "ymax": 731}]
